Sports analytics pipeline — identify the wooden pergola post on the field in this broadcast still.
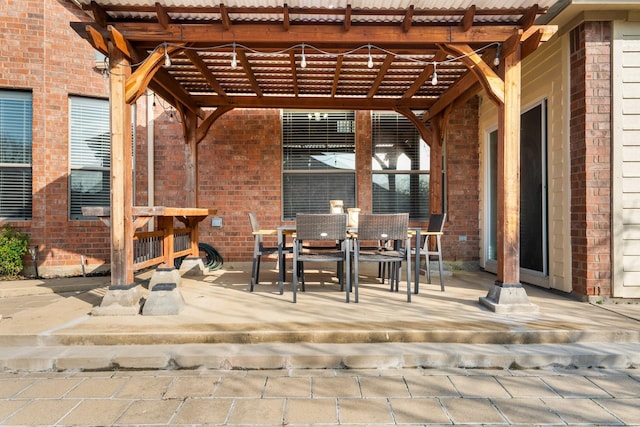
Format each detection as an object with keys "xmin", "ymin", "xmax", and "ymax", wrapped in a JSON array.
[
  {"xmin": 183, "ymin": 110, "xmax": 202, "ymax": 257},
  {"xmin": 92, "ymin": 42, "xmax": 143, "ymax": 316},
  {"xmin": 479, "ymin": 42, "xmax": 537, "ymax": 313},
  {"xmin": 430, "ymin": 115, "xmax": 444, "ymax": 215}
]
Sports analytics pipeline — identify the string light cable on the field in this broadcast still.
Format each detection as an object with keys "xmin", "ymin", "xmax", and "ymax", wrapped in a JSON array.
[{"xmin": 104, "ymin": 41, "xmax": 502, "ymax": 79}]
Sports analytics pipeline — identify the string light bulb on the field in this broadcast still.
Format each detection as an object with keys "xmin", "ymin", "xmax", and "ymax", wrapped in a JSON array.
[
  {"xmin": 367, "ymin": 44, "xmax": 374, "ymax": 68},
  {"xmin": 493, "ymin": 43, "xmax": 501, "ymax": 67},
  {"xmin": 231, "ymin": 42, "xmax": 237, "ymax": 68},
  {"xmin": 301, "ymin": 43, "xmax": 307, "ymax": 68},
  {"xmin": 163, "ymin": 43, "xmax": 171, "ymax": 68},
  {"xmin": 431, "ymin": 62, "xmax": 438, "ymax": 86}
]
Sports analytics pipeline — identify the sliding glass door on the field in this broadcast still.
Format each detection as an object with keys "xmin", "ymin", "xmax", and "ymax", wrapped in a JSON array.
[{"xmin": 486, "ymin": 101, "xmax": 548, "ymax": 276}]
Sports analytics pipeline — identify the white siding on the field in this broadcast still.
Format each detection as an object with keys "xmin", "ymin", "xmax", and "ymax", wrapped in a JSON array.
[{"xmin": 613, "ymin": 20, "xmax": 640, "ymax": 297}]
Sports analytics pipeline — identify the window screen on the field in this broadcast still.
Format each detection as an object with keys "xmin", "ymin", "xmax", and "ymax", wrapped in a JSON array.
[
  {"xmin": 0, "ymin": 90, "xmax": 32, "ymax": 220},
  {"xmin": 282, "ymin": 111, "xmax": 356, "ymax": 220},
  {"xmin": 371, "ymin": 111, "xmax": 430, "ymax": 220},
  {"xmin": 69, "ymin": 96, "xmax": 110, "ymax": 220}
]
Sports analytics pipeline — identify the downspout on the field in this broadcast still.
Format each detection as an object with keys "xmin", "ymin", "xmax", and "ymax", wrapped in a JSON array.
[{"xmin": 147, "ymin": 91, "xmax": 155, "ymax": 230}]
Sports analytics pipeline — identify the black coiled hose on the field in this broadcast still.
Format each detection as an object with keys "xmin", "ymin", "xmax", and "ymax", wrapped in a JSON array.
[
  {"xmin": 174, "ymin": 242, "xmax": 223, "ymax": 270},
  {"xmin": 198, "ymin": 242, "xmax": 223, "ymax": 270}
]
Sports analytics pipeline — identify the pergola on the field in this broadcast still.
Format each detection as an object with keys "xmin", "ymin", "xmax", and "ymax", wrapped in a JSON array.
[{"xmin": 70, "ymin": 0, "xmax": 558, "ymax": 313}]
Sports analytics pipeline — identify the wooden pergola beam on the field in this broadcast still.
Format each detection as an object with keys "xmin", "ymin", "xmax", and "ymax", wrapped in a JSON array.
[
  {"xmin": 461, "ymin": 5, "xmax": 476, "ymax": 32},
  {"xmin": 401, "ymin": 51, "xmax": 447, "ymax": 100},
  {"xmin": 519, "ymin": 4, "xmax": 539, "ymax": 30},
  {"xmin": 86, "ymin": 25, "xmax": 109, "ymax": 55},
  {"xmin": 109, "ymin": 23, "xmax": 555, "ymax": 46},
  {"xmin": 219, "ymin": 3, "xmax": 231, "ymax": 30},
  {"xmin": 283, "ymin": 4, "xmax": 290, "ymax": 31},
  {"xmin": 124, "ymin": 45, "xmax": 169, "ymax": 104},
  {"xmin": 196, "ymin": 106, "xmax": 235, "ymax": 144},
  {"xmin": 344, "ymin": 4, "xmax": 352, "ymax": 32},
  {"xmin": 155, "ymin": 2, "xmax": 171, "ymax": 29},
  {"xmin": 331, "ymin": 56, "xmax": 344, "ymax": 97},
  {"xmin": 402, "ymin": 5, "xmax": 414, "ymax": 33},
  {"xmin": 237, "ymin": 49, "xmax": 264, "ymax": 97},
  {"xmin": 425, "ymin": 72, "xmax": 478, "ymax": 122},
  {"xmin": 394, "ymin": 107, "xmax": 432, "ymax": 145},
  {"xmin": 439, "ymin": 43, "xmax": 505, "ymax": 105},
  {"xmin": 107, "ymin": 26, "xmax": 204, "ymax": 117},
  {"xmin": 193, "ymin": 94, "xmax": 436, "ymax": 110},
  {"xmin": 184, "ymin": 49, "xmax": 228, "ymax": 100},
  {"xmin": 288, "ymin": 51, "xmax": 299, "ymax": 96},
  {"xmin": 367, "ymin": 54, "xmax": 395, "ymax": 98},
  {"xmin": 521, "ymin": 28, "xmax": 544, "ymax": 59},
  {"xmin": 89, "ymin": 0, "xmax": 109, "ymax": 27}
]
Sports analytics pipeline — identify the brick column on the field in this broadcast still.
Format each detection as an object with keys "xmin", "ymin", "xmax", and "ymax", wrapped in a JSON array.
[{"xmin": 569, "ymin": 22, "xmax": 612, "ymax": 298}]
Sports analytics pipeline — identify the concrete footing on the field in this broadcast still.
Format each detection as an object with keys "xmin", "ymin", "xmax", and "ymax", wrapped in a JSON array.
[
  {"xmin": 142, "ymin": 267, "xmax": 185, "ymax": 315},
  {"xmin": 91, "ymin": 285, "xmax": 142, "ymax": 316},
  {"xmin": 179, "ymin": 257, "xmax": 206, "ymax": 276},
  {"xmin": 148, "ymin": 267, "xmax": 182, "ymax": 290},
  {"xmin": 142, "ymin": 283, "xmax": 185, "ymax": 315},
  {"xmin": 479, "ymin": 282, "xmax": 539, "ymax": 313}
]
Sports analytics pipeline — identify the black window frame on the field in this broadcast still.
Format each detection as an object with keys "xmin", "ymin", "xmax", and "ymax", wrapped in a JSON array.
[
  {"xmin": 282, "ymin": 110, "xmax": 356, "ymax": 220},
  {"xmin": 371, "ymin": 111, "xmax": 430, "ymax": 220}
]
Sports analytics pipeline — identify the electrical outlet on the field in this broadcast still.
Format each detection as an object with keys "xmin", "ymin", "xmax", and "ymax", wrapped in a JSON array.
[{"xmin": 211, "ymin": 217, "xmax": 223, "ymax": 227}]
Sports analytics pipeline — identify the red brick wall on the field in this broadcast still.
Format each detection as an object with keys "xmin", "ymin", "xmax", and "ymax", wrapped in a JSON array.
[
  {"xmin": 569, "ymin": 22, "xmax": 612, "ymax": 297},
  {"xmin": 444, "ymin": 97, "xmax": 481, "ymax": 262},
  {"xmin": 175, "ymin": 105, "xmax": 480, "ymax": 265},
  {"xmin": 0, "ymin": 0, "xmax": 117, "ymax": 275}
]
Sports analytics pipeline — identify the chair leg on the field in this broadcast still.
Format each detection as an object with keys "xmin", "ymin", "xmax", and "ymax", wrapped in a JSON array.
[
  {"xmin": 406, "ymin": 254, "xmax": 412, "ymax": 303},
  {"xmin": 250, "ymin": 255, "xmax": 259, "ymax": 292},
  {"xmin": 437, "ymin": 253, "xmax": 445, "ymax": 292},
  {"xmin": 352, "ymin": 252, "xmax": 358, "ymax": 303},
  {"xmin": 436, "ymin": 235, "xmax": 445, "ymax": 291},
  {"xmin": 293, "ymin": 257, "xmax": 299, "ymax": 303},
  {"xmin": 300, "ymin": 262, "xmax": 305, "ymax": 292},
  {"xmin": 426, "ymin": 254, "xmax": 432, "ymax": 284}
]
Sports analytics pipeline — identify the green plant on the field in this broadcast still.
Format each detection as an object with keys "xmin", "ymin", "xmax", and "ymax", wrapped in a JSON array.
[{"xmin": 0, "ymin": 224, "xmax": 29, "ymax": 278}]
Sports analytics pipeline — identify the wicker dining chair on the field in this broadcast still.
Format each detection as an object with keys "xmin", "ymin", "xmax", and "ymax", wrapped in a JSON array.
[
  {"xmin": 352, "ymin": 213, "xmax": 412, "ymax": 302},
  {"xmin": 249, "ymin": 213, "xmax": 291, "ymax": 291},
  {"xmin": 292, "ymin": 213, "xmax": 349, "ymax": 303},
  {"xmin": 421, "ymin": 213, "xmax": 446, "ymax": 291}
]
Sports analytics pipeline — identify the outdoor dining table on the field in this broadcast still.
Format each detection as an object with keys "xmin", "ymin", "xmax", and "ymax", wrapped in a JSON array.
[{"xmin": 275, "ymin": 224, "xmax": 422, "ymax": 296}]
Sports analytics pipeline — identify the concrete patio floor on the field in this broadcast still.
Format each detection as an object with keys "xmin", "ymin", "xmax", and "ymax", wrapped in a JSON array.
[{"xmin": 0, "ymin": 263, "xmax": 639, "ymax": 371}]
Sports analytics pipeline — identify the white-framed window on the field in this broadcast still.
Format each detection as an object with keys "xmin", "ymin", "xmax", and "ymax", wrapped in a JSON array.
[
  {"xmin": 371, "ymin": 111, "xmax": 430, "ymax": 220},
  {"xmin": 282, "ymin": 110, "xmax": 356, "ymax": 220},
  {"xmin": 69, "ymin": 96, "xmax": 110, "ymax": 220},
  {"xmin": 0, "ymin": 90, "xmax": 32, "ymax": 220}
]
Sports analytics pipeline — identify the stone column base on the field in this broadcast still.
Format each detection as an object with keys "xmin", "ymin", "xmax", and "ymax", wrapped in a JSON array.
[
  {"xmin": 92, "ymin": 285, "xmax": 142, "ymax": 316},
  {"xmin": 479, "ymin": 282, "xmax": 539, "ymax": 314},
  {"xmin": 142, "ymin": 283, "xmax": 185, "ymax": 315},
  {"xmin": 179, "ymin": 257, "xmax": 206, "ymax": 276},
  {"xmin": 149, "ymin": 266, "xmax": 182, "ymax": 289}
]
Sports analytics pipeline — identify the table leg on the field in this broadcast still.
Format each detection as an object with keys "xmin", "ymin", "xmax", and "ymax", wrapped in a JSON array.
[{"xmin": 411, "ymin": 227, "xmax": 420, "ymax": 294}]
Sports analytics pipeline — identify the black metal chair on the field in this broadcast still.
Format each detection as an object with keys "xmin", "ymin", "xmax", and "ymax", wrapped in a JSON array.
[
  {"xmin": 249, "ymin": 213, "xmax": 291, "ymax": 291},
  {"xmin": 352, "ymin": 213, "xmax": 412, "ymax": 302},
  {"xmin": 292, "ymin": 213, "xmax": 349, "ymax": 303},
  {"xmin": 420, "ymin": 213, "xmax": 447, "ymax": 291}
]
